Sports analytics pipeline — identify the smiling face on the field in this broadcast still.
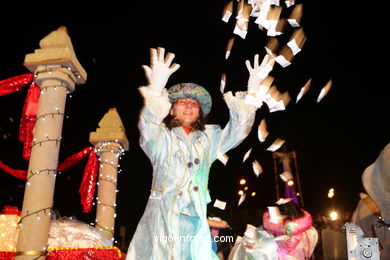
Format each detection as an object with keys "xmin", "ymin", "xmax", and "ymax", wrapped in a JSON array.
[{"xmin": 170, "ymin": 98, "xmax": 200, "ymax": 126}]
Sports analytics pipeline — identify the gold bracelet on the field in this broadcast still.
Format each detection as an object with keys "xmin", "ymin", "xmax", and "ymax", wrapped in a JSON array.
[{"xmin": 15, "ymin": 250, "xmax": 47, "ymax": 256}]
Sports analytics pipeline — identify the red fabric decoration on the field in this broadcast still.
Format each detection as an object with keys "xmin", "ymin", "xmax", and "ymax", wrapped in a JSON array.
[
  {"xmin": 19, "ymin": 81, "xmax": 40, "ymax": 160},
  {"xmin": 0, "ymin": 247, "xmax": 122, "ymax": 260},
  {"xmin": 57, "ymin": 146, "xmax": 99, "ymax": 212},
  {"xmin": 0, "ymin": 160, "xmax": 27, "ymax": 179},
  {"xmin": 0, "ymin": 73, "xmax": 34, "ymax": 96},
  {"xmin": 46, "ymin": 248, "xmax": 121, "ymax": 260},
  {"xmin": 79, "ymin": 150, "xmax": 99, "ymax": 213},
  {"xmin": 58, "ymin": 147, "xmax": 94, "ymax": 172},
  {"xmin": 2, "ymin": 205, "xmax": 21, "ymax": 216},
  {"xmin": 0, "ymin": 146, "xmax": 99, "ymax": 213},
  {"xmin": 0, "ymin": 251, "xmax": 14, "ymax": 260}
]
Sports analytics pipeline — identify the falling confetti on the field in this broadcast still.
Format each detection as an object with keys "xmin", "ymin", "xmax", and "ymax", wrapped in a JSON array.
[
  {"xmin": 217, "ymin": 152, "xmax": 229, "ymax": 165},
  {"xmin": 296, "ymin": 78, "xmax": 312, "ymax": 103},
  {"xmin": 222, "ymin": 1, "xmax": 234, "ymax": 23},
  {"xmin": 220, "ymin": 73, "xmax": 227, "ymax": 94},
  {"xmin": 252, "ymin": 159, "xmax": 263, "ymax": 177},
  {"xmin": 243, "ymin": 147, "xmax": 253, "ymax": 162},
  {"xmin": 225, "ymin": 37, "xmax": 235, "ymax": 59},
  {"xmin": 238, "ymin": 192, "xmax": 246, "ymax": 206},
  {"xmin": 287, "ymin": 3, "xmax": 303, "ymax": 27},
  {"xmin": 279, "ymin": 171, "xmax": 293, "ymax": 182},
  {"xmin": 213, "ymin": 199, "xmax": 227, "ymax": 210},
  {"xmin": 258, "ymin": 119, "xmax": 269, "ymax": 142},
  {"xmin": 234, "ymin": 0, "xmax": 252, "ymax": 39},
  {"xmin": 317, "ymin": 79, "xmax": 333, "ymax": 103},
  {"xmin": 267, "ymin": 138, "xmax": 285, "ymax": 152}
]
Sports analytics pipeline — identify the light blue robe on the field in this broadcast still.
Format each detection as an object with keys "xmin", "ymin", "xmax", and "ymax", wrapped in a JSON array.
[{"xmin": 127, "ymin": 89, "xmax": 256, "ymax": 260}]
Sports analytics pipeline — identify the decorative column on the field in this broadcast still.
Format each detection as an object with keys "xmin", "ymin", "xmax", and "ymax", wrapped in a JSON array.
[
  {"xmin": 89, "ymin": 108, "xmax": 129, "ymax": 243},
  {"xmin": 15, "ymin": 26, "xmax": 87, "ymax": 259}
]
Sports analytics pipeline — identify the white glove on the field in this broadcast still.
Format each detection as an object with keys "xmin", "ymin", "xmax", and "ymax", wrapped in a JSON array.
[
  {"xmin": 142, "ymin": 47, "xmax": 180, "ymax": 96},
  {"xmin": 245, "ymin": 53, "xmax": 275, "ymax": 91}
]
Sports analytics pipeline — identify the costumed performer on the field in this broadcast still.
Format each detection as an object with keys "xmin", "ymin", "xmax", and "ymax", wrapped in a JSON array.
[
  {"xmin": 126, "ymin": 47, "xmax": 272, "ymax": 259},
  {"xmin": 228, "ymin": 199, "xmax": 318, "ymax": 260}
]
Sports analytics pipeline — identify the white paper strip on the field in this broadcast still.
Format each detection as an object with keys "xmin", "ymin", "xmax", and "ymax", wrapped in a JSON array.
[
  {"xmin": 238, "ymin": 193, "xmax": 246, "ymax": 206},
  {"xmin": 279, "ymin": 171, "xmax": 293, "ymax": 182},
  {"xmin": 263, "ymin": 93, "xmax": 278, "ymax": 109},
  {"xmin": 256, "ymin": 85, "xmax": 269, "ymax": 98},
  {"xmin": 285, "ymin": 0, "xmax": 295, "ymax": 8},
  {"xmin": 267, "ymin": 138, "xmax": 285, "ymax": 152},
  {"xmin": 252, "ymin": 160, "xmax": 263, "ymax": 177},
  {"xmin": 222, "ymin": 1, "xmax": 234, "ymax": 23},
  {"xmin": 266, "ymin": 20, "xmax": 278, "ymax": 36},
  {"xmin": 275, "ymin": 55, "xmax": 291, "ymax": 68},
  {"xmin": 220, "ymin": 78, "xmax": 226, "ymax": 94},
  {"xmin": 243, "ymin": 148, "xmax": 252, "ymax": 163},
  {"xmin": 233, "ymin": 26, "xmax": 248, "ymax": 39},
  {"xmin": 296, "ymin": 78, "xmax": 311, "ymax": 103},
  {"xmin": 214, "ymin": 199, "xmax": 227, "ymax": 210},
  {"xmin": 317, "ymin": 79, "xmax": 333, "ymax": 103},
  {"xmin": 296, "ymin": 87, "xmax": 305, "ymax": 103},
  {"xmin": 258, "ymin": 119, "xmax": 269, "ymax": 142},
  {"xmin": 287, "ymin": 39, "xmax": 301, "ymax": 55},
  {"xmin": 287, "ymin": 18, "xmax": 300, "ymax": 27},
  {"xmin": 276, "ymin": 198, "xmax": 293, "ymax": 205},
  {"xmin": 254, "ymin": 2, "xmax": 271, "ymax": 27},
  {"xmin": 264, "ymin": 46, "xmax": 273, "ymax": 56},
  {"xmin": 225, "ymin": 50, "xmax": 231, "ymax": 60},
  {"xmin": 217, "ymin": 152, "xmax": 229, "ymax": 165},
  {"xmin": 269, "ymin": 100, "xmax": 286, "ymax": 112},
  {"xmin": 222, "ymin": 11, "xmax": 233, "ymax": 23}
]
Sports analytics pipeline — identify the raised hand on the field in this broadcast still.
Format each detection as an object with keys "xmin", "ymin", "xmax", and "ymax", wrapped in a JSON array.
[
  {"xmin": 245, "ymin": 54, "xmax": 275, "ymax": 90},
  {"xmin": 142, "ymin": 47, "xmax": 180, "ymax": 96}
]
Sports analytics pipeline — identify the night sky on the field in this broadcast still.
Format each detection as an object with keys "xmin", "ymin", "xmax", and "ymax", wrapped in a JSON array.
[{"xmin": 0, "ymin": 0, "xmax": 388, "ymax": 246}]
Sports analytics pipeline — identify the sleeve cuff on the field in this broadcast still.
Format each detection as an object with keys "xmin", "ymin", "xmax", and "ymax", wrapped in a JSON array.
[
  {"xmin": 223, "ymin": 91, "xmax": 258, "ymax": 119},
  {"xmin": 138, "ymin": 86, "xmax": 172, "ymax": 121}
]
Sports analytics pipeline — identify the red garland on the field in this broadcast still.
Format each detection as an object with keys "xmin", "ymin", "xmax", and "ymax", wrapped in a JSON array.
[
  {"xmin": 58, "ymin": 147, "xmax": 94, "ymax": 172},
  {"xmin": 46, "ymin": 248, "xmax": 121, "ymax": 260},
  {"xmin": 0, "ymin": 73, "xmax": 34, "ymax": 96},
  {"xmin": 2, "ymin": 205, "xmax": 21, "ymax": 216},
  {"xmin": 0, "ymin": 160, "xmax": 27, "ymax": 179},
  {"xmin": 0, "ymin": 147, "xmax": 99, "ymax": 212},
  {"xmin": 57, "ymin": 146, "xmax": 99, "ymax": 213},
  {"xmin": 0, "ymin": 73, "xmax": 37, "ymax": 160},
  {"xmin": 0, "ymin": 248, "xmax": 122, "ymax": 260},
  {"xmin": 0, "ymin": 252, "xmax": 14, "ymax": 260},
  {"xmin": 79, "ymin": 150, "xmax": 99, "ymax": 213},
  {"xmin": 19, "ymin": 81, "xmax": 40, "ymax": 161},
  {"xmin": 57, "ymin": 146, "xmax": 100, "ymax": 213}
]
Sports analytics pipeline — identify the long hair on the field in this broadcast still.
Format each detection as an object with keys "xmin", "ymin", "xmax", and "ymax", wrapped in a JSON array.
[
  {"xmin": 163, "ymin": 108, "xmax": 207, "ymax": 132},
  {"xmin": 277, "ymin": 201, "xmax": 305, "ymax": 220}
]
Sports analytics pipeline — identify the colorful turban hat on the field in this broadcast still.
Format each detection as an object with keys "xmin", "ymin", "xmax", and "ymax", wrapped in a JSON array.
[{"xmin": 168, "ymin": 83, "xmax": 212, "ymax": 117}]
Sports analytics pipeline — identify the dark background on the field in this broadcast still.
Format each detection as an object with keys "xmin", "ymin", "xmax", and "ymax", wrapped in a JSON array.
[{"xmin": 0, "ymin": 0, "xmax": 388, "ymax": 249}]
